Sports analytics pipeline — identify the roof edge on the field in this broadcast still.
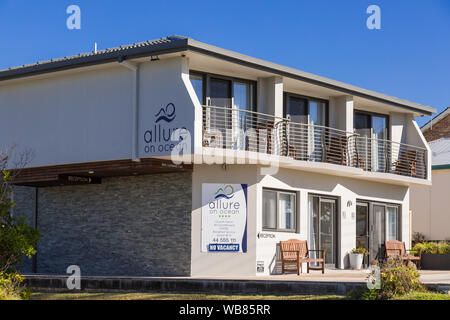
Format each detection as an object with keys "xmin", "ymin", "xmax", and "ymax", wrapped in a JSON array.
[{"xmin": 187, "ymin": 38, "xmax": 436, "ymax": 115}]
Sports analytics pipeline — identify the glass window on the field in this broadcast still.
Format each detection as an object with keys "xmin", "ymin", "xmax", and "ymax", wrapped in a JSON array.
[
  {"xmin": 309, "ymin": 101, "xmax": 326, "ymax": 126},
  {"xmin": 233, "ymin": 82, "xmax": 253, "ymax": 112},
  {"xmin": 263, "ymin": 189, "xmax": 296, "ymax": 231},
  {"xmin": 386, "ymin": 206, "xmax": 398, "ymax": 241},
  {"xmin": 279, "ymin": 193, "xmax": 295, "ymax": 230},
  {"xmin": 263, "ymin": 190, "xmax": 277, "ymax": 229},
  {"xmin": 189, "ymin": 74, "xmax": 203, "ymax": 104}
]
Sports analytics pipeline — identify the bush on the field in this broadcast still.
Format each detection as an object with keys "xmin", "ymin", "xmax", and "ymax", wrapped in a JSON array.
[
  {"xmin": 0, "ymin": 272, "xmax": 30, "ymax": 300},
  {"xmin": 348, "ymin": 258, "xmax": 424, "ymax": 300},
  {"xmin": 0, "ymin": 165, "xmax": 40, "ymax": 300},
  {"xmin": 413, "ymin": 242, "xmax": 450, "ymax": 254},
  {"xmin": 378, "ymin": 258, "xmax": 424, "ymax": 300}
]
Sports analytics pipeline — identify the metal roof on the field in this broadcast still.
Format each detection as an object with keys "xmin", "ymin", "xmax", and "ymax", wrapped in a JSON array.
[
  {"xmin": 429, "ymin": 138, "xmax": 450, "ymax": 166},
  {"xmin": 0, "ymin": 35, "xmax": 436, "ymax": 115}
]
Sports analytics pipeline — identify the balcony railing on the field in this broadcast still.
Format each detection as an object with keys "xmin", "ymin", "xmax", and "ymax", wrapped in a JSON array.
[{"xmin": 202, "ymin": 105, "xmax": 427, "ymax": 179}]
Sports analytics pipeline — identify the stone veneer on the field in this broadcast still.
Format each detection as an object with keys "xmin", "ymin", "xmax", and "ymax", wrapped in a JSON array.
[{"xmin": 13, "ymin": 172, "xmax": 192, "ymax": 276}]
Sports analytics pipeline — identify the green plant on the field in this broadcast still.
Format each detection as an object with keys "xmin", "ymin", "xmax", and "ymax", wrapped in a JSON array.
[
  {"xmin": 377, "ymin": 258, "xmax": 424, "ymax": 300},
  {"xmin": 0, "ymin": 170, "xmax": 41, "ymax": 274},
  {"xmin": 0, "ymin": 272, "xmax": 30, "ymax": 300},
  {"xmin": 350, "ymin": 247, "xmax": 369, "ymax": 256},
  {"xmin": 413, "ymin": 242, "xmax": 450, "ymax": 254},
  {"xmin": 412, "ymin": 232, "xmax": 426, "ymax": 244},
  {"xmin": 0, "ymin": 149, "xmax": 40, "ymax": 300}
]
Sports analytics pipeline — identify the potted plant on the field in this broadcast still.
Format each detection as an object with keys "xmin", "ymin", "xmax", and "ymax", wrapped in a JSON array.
[
  {"xmin": 349, "ymin": 248, "xmax": 369, "ymax": 269},
  {"xmin": 412, "ymin": 242, "xmax": 450, "ymax": 270}
]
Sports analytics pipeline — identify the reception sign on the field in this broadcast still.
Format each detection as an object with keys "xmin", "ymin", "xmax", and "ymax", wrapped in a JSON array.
[{"xmin": 201, "ymin": 184, "xmax": 247, "ymax": 253}]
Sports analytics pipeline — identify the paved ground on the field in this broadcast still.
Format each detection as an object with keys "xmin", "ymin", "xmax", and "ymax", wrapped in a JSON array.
[{"xmin": 187, "ymin": 269, "xmax": 450, "ymax": 285}]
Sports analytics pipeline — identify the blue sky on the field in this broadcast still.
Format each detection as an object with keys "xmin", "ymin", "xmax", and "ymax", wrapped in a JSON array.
[{"xmin": 0, "ymin": 0, "xmax": 448, "ymax": 126}]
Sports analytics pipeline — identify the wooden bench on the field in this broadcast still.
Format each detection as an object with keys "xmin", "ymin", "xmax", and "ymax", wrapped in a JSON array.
[
  {"xmin": 280, "ymin": 239, "xmax": 326, "ymax": 275},
  {"xmin": 385, "ymin": 240, "xmax": 421, "ymax": 269}
]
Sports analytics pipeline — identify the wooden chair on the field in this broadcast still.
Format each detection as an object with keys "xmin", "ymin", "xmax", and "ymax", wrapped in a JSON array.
[
  {"xmin": 393, "ymin": 150, "xmax": 417, "ymax": 177},
  {"xmin": 385, "ymin": 240, "xmax": 421, "ymax": 269},
  {"xmin": 280, "ymin": 239, "xmax": 326, "ymax": 275},
  {"xmin": 325, "ymin": 136, "xmax": 348, "ymax": 165}
]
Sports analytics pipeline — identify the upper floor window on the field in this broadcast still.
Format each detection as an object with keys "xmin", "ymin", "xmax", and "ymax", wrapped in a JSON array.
[
  {"xmin": 189, "ymin": 71, "xmax": 256, "ymax": 111},
  {"xmin": 354, "ymin": 111, "xmax": 389, "ymax": 140},
  {"xmin": 189, "ymin": 74, "xmax": 204, "ymax": 105},
  {"xmin": 284, "ymin": 93, "xmax": 328, "ymax": 126}
]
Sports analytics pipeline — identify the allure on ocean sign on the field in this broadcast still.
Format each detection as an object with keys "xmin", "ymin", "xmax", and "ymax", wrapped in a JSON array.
[{"xmin": 201, "ymin": 183, "xmax": 248, "ymax": 253}]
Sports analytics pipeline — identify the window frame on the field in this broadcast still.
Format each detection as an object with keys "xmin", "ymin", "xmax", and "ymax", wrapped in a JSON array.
[
  {"xmin": 262, "ymin": 188, "xmax": 298, "ymax": 233},
  {"xmin": 354, "ymin": 110, "xmax": 390, "ymax": 140},
  {"xmin": 189, "ymin": 70, "xmax": 257, "ymax": 112},
  {"xmin": 283, "ymin": 92, "xmax": 330, "ymax": 126}
]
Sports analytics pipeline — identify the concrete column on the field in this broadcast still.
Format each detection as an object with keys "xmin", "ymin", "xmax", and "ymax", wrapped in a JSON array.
[
  {"xmin": 257, "ymin": 76, "xmax": 283, "ymax": 117},
  {"xmin": 329, "ymin": 95, "xmax": 353, "ymax": 132}
]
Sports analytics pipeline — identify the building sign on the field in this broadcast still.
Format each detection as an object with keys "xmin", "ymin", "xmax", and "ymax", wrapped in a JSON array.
[
  {"xmin": 143, "ymin": 103, "xmax": 188, "ymax": 155},
  {"xmin": 201, "ymin": 184, "xmax": 247, "ymax": 253}
]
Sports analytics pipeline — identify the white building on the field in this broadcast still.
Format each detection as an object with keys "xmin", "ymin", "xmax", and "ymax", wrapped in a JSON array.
[{"xmin": 2, "ymin": 36, "xmax": 434, "ymax": 276}]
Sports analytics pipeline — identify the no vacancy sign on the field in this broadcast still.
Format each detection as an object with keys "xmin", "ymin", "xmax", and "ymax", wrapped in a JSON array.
[{"xmin": 201, "ymin": 183, "xmax": 247, "ymax": 253}]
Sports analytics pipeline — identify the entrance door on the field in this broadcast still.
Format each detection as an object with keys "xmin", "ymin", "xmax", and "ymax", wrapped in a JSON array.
[
  {"xmin": 370, "ymin": 204, "xmax": 386, "ymax": 261},
  {"xmin": 309, "ymin": 195, "xmax": 337, "ymax": 266},
  {"xmin": 356, "ymin": 203, "xmax": 369, "ymax": 266}
]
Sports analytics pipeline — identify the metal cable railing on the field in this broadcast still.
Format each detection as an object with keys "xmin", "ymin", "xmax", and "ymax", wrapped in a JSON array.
[{"xmin": 202, "ymin": 105, "xmax": 427, "ymax": 179}]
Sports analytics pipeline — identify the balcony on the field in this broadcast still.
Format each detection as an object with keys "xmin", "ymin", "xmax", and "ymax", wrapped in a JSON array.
[{"xmin": 202, "ymin": 105, "xmax": 427, "ymax": 179}]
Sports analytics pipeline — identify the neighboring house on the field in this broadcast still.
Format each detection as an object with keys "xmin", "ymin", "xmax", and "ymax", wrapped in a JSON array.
[
  {"xmin": 1, "ymin": 36, "xmax": 435, "ymax": 277},
  {"xmin": 411, "ymin": 107, "xmax": 450, "ymax": 241}
]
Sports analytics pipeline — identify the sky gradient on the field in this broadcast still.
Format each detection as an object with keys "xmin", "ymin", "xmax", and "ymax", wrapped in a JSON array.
[{"xmin": 0, "ymin": 0, "xmax": 448, "ymax": 125}]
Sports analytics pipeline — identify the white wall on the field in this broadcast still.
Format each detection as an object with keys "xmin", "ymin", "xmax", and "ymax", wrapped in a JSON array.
[
  {"xmin": 411, "ymin": 170, "xmax": 450, "ymax": 240},
  {"xmin": 138, "ymin": 57, "xmax": 196, "ymax": 158},
  {"xmin": 191, "ymin": 164, "xmax": 258, "ymax": 276},
  {"xmin": 191, "ymin": 164, "xmax": 410, "ymax": 276},
  {"xmin": 0, "ymin": 66, "xmax": 134, "ymax": 167},
  {"xmin": 0, "ymin": 56, "xmax": 197, "ymax": 168}
]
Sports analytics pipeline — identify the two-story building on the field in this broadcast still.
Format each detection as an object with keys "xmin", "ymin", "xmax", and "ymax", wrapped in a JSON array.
[{"xmin": 3, "ymin": 36, "xmax": 434, "ymax": 277}]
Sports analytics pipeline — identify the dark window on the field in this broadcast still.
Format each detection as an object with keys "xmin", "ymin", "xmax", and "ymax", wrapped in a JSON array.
[{"xmin": 189, "ymin": 74, "xmax": 204, "ymax": 104}]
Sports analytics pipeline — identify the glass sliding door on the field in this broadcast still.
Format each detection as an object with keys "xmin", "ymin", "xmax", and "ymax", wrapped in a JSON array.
[
  {"xmin": 308, "ymin": 101, "xmax": 327, "ymax": 161},
  {"xmin": 285, "ymin": 94, "xmax": 328, "ymax": 161},
  {"xmin": 233, "ymin": 82, "xmax": 254, "ymax": 150},
  {"xmin": 354, "ymin": 111, "xmax": 388, "ymax": 172},
  {"xmin": 358, "ymin": 201, "xmax": 400, "ymax": 263},
  {"xmin": 208, "ymin": 78, "xmax": 232, "ymax": 148},
  {"xmin": 372, "ymin": 116, "xmax": 388, "ymax": 172},
  {"xmin": 356, "ymin": 203, "xmax": 369, "ymax": 266},
  {"xmin": 309, "ymin": 195, "xmax": 337, "ymax": 266},
  {"xmin": 370, "ymin": 204, "xmax": 386, "ymax": 261},
  {"xmin": 386, "ymin": 206, "xmax": 398, "ymax": 241}
]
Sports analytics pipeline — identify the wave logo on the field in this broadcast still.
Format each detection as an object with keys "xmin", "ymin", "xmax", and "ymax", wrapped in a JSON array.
[
  {"xmin": 214, "ymin": 185, "xmax": 234, "ymax": 200},
  {"xmin": 155, "ymin": 103, "xmax": 176, "ymax": 123}
]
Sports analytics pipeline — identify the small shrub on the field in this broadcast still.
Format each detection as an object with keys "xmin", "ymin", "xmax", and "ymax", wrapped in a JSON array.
[
  {"xmin": 349, "ymin": 258, "xmax": 424, "ymax": 300},
  {"xmin": 378, "ymin": 258, "xmax": 424, "ymax": 300},
  {"xmin": 413, "ymin": 242, "xmax": 450, "ymax": 254},
  {"xmin": 0, "ymin": 272, "xmax": 30, "ymax": 300}
]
